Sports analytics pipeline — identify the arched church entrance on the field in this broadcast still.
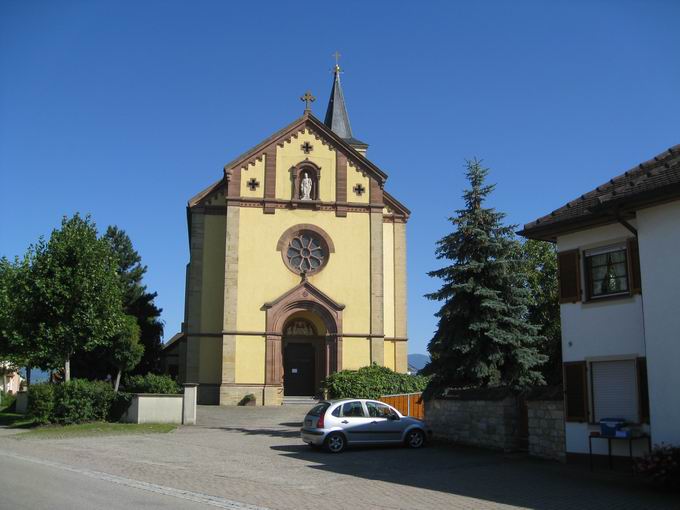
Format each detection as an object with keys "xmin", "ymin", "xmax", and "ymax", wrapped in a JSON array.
[
  {"xmin": 263, "ymin": 280, "xmax": 344, "ymax": 401},
  {"xmin": 282, "ymin": 313, "xmax": 326, "ymax": 396}
]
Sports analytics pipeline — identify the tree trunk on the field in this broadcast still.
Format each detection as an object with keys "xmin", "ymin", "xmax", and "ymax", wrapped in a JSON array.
[
  {"xmin": 114, "ymin": 370, "xmax": 122, "ymax": 392},
  {"xmin": 64, "ymin": 356, "xmax": 71, "ymax": 382}
]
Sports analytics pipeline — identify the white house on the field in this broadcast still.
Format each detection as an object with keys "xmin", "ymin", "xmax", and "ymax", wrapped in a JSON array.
[{"xmin": 520, "ymin": 144, "xmax": 680, "ymax": 459}]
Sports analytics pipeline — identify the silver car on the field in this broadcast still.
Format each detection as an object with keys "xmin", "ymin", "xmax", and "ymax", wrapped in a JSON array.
[{"xmin": 300, "ymin": 398, "xmax": 431, "ymax": 453}]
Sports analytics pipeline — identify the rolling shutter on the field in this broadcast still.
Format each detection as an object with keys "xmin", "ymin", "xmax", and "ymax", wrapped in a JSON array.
[
  {"xmin": 558, "ymin": 249, "xmax": 581, "ymax": 303},
  {"xmin": 627, "ymin": 238, "xmax": 642, "ymax": 294},
  {"xmin": 591, "ymin": 360, "xmax": 638, "ymax": 423},
  {"xmin": 563, "ymin": 361, "xmax": 588, "ymax": 422},
  {"xmin": 637, "ymin": 357, "xmax": 650, "ymax": 423}
]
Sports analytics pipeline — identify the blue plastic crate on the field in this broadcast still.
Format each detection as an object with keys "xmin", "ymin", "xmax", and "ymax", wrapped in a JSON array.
[{"xmin": 599, "ymin": 418, "xmax": 626, "ymax": 436}]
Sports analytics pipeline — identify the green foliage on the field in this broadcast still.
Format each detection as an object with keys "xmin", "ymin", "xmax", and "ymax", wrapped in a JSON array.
[
  {"xmin": 110, "ymin": 392, "xmax": 134, "ymax": 422},
  {"xmin": 323, "ymin": 364, "xmax": 429, "ymax": 400},
  {"xmin": 72, "ymin": 226, "xmax": 164, "ymax": 379},
  {"xmin": 0, "ymin": 255, "xmax": 49, "ymax": 370},
  {"xmin": 238, "ymin": 393, "xmax": 256, "ymax": 405},
  {"xmin": 103, "ymin": 226, "xmax": 164, "ymax": 375},
  {"xmin": 27, "ymin": 383, "xmax": 55, "ymax": 425},
  {"xmin": 521, "ymin": 240, "xmax": 562, "ymax": 385},
  {"xmin": 22, "ymin": 215, "xmax": 126, "ymax": 378},
  {"xmin": 424, "ymin": 159, "xmax": 547, "ymax": 393},
  {"xmin": 27, "ymin": 380, "xmax": 125, "ymax": 425},
  {"xmin": 636, "ymin": 444, "xmax": 680, "ymax": 490},
  {"xmin": 1, "ymin": 391, "xmax": 16, "ymax": 411},
  {"xmin": 124, "ymin": 373, "xmax": 181, "ymax": 394},
  {"xmin": 53, "ymin": 380, "xmax": 116, "ymax": 424},
  {"xmin": 111, "ymin": 315, "xmax": 144, "ymax": 391}
]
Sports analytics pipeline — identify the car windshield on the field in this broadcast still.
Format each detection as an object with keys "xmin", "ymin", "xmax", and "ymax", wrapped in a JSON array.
[{"xmin": 307, "ymin": 403, "xmax": 329, "ymax": 417}]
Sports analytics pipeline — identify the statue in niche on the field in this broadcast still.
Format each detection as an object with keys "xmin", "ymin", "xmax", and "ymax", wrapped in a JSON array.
[{"xmin": 300, "ymin": 172, "xmax": 313, "ymax": 200}]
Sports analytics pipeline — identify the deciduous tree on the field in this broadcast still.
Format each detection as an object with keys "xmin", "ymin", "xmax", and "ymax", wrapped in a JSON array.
[
  {"xmin": 28, "ymin": 215, "xmax": 125, "ymax": 381},
  {"xmin": 521, "ymin": 239, "xmax": 562, "ymax": 385}
]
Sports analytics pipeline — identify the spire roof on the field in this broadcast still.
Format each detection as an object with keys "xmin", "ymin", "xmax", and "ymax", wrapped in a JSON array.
[{"xmin": 323, "ymin": 64, "xmax": 367, "ymax": 148}]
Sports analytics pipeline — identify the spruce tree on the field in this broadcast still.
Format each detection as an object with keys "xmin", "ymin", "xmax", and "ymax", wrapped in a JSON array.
[{"xmin": 423, "ymin": 159, "xmax": 546, "ymax": 392}]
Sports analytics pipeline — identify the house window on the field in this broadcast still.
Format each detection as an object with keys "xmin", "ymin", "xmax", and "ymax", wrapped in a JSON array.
[
  {"xmin": 585, "ymin": 246, "xmax": 628, "ymax": 298},
  {"xmin": 590, "ymin": 360, "xmax": 638, "ymax": 423}
]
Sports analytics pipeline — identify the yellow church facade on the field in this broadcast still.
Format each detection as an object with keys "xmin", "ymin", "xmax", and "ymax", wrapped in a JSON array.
[{"xmin": 166, "ymin": 69, "xmax": 409, "ymax": 405}]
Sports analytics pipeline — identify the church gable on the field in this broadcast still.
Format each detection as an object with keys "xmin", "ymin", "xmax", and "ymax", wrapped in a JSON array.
[{"xmin": 189, "ymin": 113, "xmax": 393, "ymax": 216}]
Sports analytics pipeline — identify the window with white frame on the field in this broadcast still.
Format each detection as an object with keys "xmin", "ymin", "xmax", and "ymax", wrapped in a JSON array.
[
  {"xmin": 584, "ymin": 244, "xmax": 629, "ymax": 298},
  {"xmin": 590, "ymin": 360, "xmax": 638, "ymax": 423}
]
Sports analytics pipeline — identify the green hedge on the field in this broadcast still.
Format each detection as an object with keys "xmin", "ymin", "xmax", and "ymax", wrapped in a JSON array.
[
  {"xmin": 28, "ymin": 380, "xmax": 132, "ymax": 425},
  {"xmin": 28, "ymin": 384, "xmax": 55, "ymax": 424},
  {"xmin": 53, "ymin": 380, "xmax": 116, "ymax": 424},
  {"xmin": 123, "ymin": 373, "xmax": 181, "ymax": 394},
  {"xmin": 323, "ymin": 364, "xmax": 429, "ymax": 400}
]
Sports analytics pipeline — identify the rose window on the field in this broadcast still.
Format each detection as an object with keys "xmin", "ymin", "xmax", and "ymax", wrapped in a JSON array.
[{"xmin": 286, "ymin": 232, "xmax": 327, "ymax": 273}]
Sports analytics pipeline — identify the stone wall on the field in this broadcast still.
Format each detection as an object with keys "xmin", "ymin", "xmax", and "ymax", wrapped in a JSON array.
[
  {"xmin": 527, "ymin": 400, "xmax": 565, "ymax": 461},
  {"xmin": 425, "ymin": 394, "xmax": 520, "ymax": 452}
]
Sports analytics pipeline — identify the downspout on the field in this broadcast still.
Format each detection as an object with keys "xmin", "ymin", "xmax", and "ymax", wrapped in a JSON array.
[{"xmin": 616, "ymin": 215, "xmax": 646, "ymax": 354}]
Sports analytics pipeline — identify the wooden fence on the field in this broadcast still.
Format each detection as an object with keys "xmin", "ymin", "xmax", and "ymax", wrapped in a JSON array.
[{"xmin": 380, "ymin": 392, "xmax": 424, "ymax": 419}]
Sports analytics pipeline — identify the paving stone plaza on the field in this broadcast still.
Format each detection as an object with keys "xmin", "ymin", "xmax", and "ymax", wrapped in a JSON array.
[{"xmin": 1, "ymin": 406, "xmax": 677, "ymax": 510}]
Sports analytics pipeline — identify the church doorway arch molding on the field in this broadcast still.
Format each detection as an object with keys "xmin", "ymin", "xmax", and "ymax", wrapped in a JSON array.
[{"xmin": 263, "ymin": 281, "xmax": 344, "ymax": 390}]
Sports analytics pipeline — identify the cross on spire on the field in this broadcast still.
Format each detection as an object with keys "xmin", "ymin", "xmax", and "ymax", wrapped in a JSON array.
[
  {"xmin": 333, "ymin": 51, "xmax": 342, "ymax": 72},
  {"xmin": 300, "ymin": 90, "xmax": 315, "ymax": 112}
]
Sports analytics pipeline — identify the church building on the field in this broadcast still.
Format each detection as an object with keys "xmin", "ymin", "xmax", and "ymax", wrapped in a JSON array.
[{"xmin": 164, "ymin": 65, "xmax": 410, "ymax": 405}]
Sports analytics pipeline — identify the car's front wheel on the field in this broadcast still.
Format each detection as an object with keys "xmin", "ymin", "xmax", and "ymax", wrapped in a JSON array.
[
  {"xmin": 324, "ymin": 432, "xmax": 346, "ymax": 453},
  {"xmin": 405, "ymin": 429, "xmax": 425, "ymax": 449}
]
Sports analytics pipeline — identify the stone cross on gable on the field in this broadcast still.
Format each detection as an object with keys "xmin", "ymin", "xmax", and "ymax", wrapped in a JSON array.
[
  {"xmin": 247, "ymin": 178, "xmax": 260, "ymax": 191},
  {"xmin": 353, "ymin": 183, "xmax": 366, "ymax": 196},
  {"xmin": 300, "ymin": 90, "xmax": 315, "ymax": 112}
]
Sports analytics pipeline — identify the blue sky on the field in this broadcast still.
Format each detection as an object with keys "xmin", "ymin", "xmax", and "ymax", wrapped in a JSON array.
[{"xmin": 1, "ymin": 1, "xmax": 679, "ymax": 356}]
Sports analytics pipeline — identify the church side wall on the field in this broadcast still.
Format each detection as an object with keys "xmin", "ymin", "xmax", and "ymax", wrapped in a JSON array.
[
  {"xmin": 197, "ymin": 214, "xmax": 226, "ymax": 403},
  {"xmin": 394, "ymin": 222, "xmax": 408, "ymax": 373},
  {"xmin": 383, "ymin": 222, "xmax": 395, "ymax": 340}
]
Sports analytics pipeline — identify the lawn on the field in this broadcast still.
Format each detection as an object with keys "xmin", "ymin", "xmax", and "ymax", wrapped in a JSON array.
[
  {"xmin": 16, "ymin": 422, "xmax": 177, "ymax": 439},
  {"xmin": 0, "ymin": 411, "xmax": 36, "ymax": 429},
  {"xmin": 1, "ymin": 409, "xmax": 176, "ymax": 439}
]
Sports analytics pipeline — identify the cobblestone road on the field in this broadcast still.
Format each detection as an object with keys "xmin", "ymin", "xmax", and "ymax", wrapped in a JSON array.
[{"xmin": 0, "ymin": 406, "xmax": 676, "ymax": 510}]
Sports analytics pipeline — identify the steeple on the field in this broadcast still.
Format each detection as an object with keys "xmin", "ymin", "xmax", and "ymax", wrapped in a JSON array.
[{"xmin": 323, "ymin": 54, "xmax": 368, "ymax": 154}]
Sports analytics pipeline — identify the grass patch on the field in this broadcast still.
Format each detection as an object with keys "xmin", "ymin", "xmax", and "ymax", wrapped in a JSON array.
[
  {"xmin": 16, "ymin": 422, "xmax": 176, "ymax": 439},
  {"xmin": 0, "ymin": 411, "xmax": 36, "ymax": 429}
]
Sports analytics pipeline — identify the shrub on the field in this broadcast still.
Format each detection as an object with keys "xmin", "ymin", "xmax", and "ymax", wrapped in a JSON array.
[
  {"xmin": 323, "ymin": 364, "xmax": 429, "ymax": 400},
  {"xmin": 110, "ymin": 392, "xmax": 133, "ymax": 422},
  {"xmin": 28, "ymin": 383, "xmax": 55, "ymax": 425},
  {"xmin": 1, "ymin": 391, "xmax": 16, "ymax": 411},
  {"xmin": 124, "ymin": 373, "xmax": 181, "ymax": 394},
  {"xmin": 637, "ymin": 444, "xmax": 680, "ymax": 491},
  {"xmin": 238, "ymin": 393, "xmax": 256, "ymax": 405},
  {"xmin": 53, "ymin": 379, "xmax": 116, "ymax": 424}
]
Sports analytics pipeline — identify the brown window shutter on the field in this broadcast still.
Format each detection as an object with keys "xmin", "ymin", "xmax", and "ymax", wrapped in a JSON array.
[
  {"xmin": 563, "ymin": 361, "xmax": 588, "ymax": 422},
  {"xmin": 558, "ymin": 249, "xmax": 581, "ymax": 303},
  {"xmin": 637, "ymin": 357, "xmax": 650, "ymax": 423},
  {"xmin": 627, "ymin": 237, "xmax": 642, "ymax": 294}
]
